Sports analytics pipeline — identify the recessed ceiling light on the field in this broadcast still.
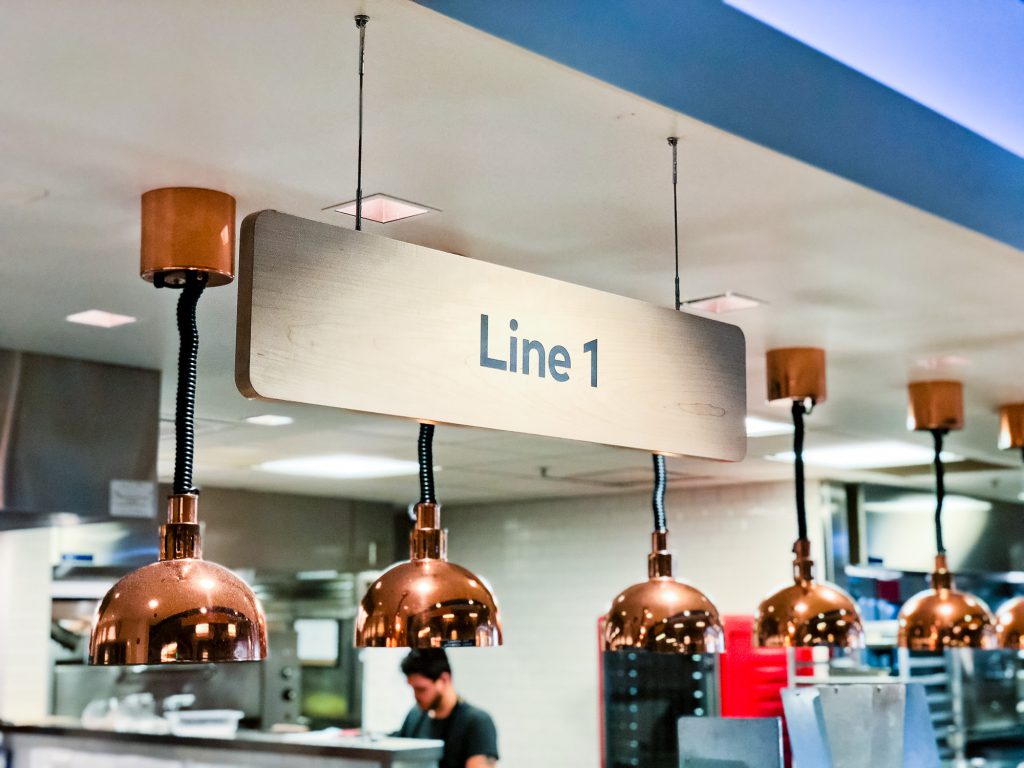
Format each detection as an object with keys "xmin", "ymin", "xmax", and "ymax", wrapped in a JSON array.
[
  {"xmin": 257, "ymin": 453, "xmax": 433, "ymax": 479},
  {"xmin": 745, "ymin": 416, "xmax": 794, "ymax": 437},
  {"xmin": 681, "ymin": 292, "xmax": 763, "ymax": 313},
  {"xmin": 864, "ymin": 494, "xmax": 991, "ymax": 515},
  {"xmin": 245, "ymin": 414, "xmax": 294, "ymax": 427},
  {"xmin": 66, "ymin": 309, "xmax": 137, "ymax": 328},
  {"xmin": 766, "ymin": 441, "xmax": 962, "ymax": 470},
  {"xmin": 328, "ymin": 193, "xmax": 436, "ymax": 224},
  {"xmin": 915, "ymin": 354, "xmax": 971, "ymax": 371}
]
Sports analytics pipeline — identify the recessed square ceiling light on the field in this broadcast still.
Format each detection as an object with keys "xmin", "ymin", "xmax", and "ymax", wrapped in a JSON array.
[
  {"xmin": 745, "ymin": 416, "xmax": 794, "ymax": 437},
  {"xmin": 258, "ymin": 453, "xmax": 432, "ymax": 480},
  {"xmin": 681, "ymin": 292, "xmax": 763, "ymax": 313},
  {"xmin": 245, "ymin": 414, "xmax": 294, "ymax": 427},
  {"xmin": 328, "ymin": 193, "xmax": 436, "ymax": 224},
  {"xmin": 767, "ymin": 441, "xmax": 961, "ymax": 469},
  {"xmin": 66, "ymin": 309, "xmax": 137, "ymax": 328}
]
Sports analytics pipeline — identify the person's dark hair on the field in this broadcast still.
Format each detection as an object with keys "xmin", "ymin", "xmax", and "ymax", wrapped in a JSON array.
[{"xmin": 401, "ymin": 648, "xmax": 452, "ymax": 681}]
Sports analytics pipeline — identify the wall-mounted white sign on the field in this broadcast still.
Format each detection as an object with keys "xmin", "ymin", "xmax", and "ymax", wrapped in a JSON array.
[{"xmin": 236, "ymin": 211, "xmax": 746, "ymax": 460}]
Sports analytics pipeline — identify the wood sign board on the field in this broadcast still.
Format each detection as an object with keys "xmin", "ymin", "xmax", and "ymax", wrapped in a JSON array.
[{"xmin": 236, "ymin": 211, "xmax": 747, "ymax": 460}]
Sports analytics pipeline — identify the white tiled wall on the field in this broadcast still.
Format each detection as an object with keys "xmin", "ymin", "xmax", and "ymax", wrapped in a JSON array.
[
  {"xmin": 0, "ymin": 527, "xmax": 52, "ymax": 721},
  {"xmin": 437, "ymin": 481, "xmax": 824, "ymax": 768}
]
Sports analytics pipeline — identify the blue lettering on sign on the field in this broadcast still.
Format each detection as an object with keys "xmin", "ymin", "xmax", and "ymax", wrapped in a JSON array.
[{"xmin": 478, "ymin": 314, "xmax": 598, "ymax": 388}]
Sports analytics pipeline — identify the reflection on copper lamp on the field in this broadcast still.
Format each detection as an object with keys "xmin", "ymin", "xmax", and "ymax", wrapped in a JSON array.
[
  {"xmin": 897, "ymin": 381, "xmax": 995, "ymax": 650},
  {"xmin": 754, "ymin": 348, "xmax": 864, "ymax": 648},
  {"xmin": 603, "ymin": 455, "xmax": 724, "ymax": 654},
  {"xmin": 89, "ymin": 188, "xmax": 268, "ymax": 665},
  {"xmin": 354, "ymin": 424, "xmax": 501, "ymax": 648},
  {"xmin": 994, "ymin": 403, "xmax": 1024, "ymax": 648}
]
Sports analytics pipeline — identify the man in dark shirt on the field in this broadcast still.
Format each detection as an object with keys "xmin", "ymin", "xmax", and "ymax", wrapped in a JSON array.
[{"xmin": 394, "ymin": 649, "xmax": 499, "ymax": 768}]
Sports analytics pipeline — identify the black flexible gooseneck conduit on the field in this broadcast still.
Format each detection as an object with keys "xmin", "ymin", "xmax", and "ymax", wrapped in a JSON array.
[
  {"xmin": 792, "ymin": 400, "xmax": 808, "ymax": 542},
  {"xmin": 652, "ymin": 453, "xmax": 667, "ymax": 532},
  {"xmin": 418, "ymin": 422, "xmax": 436, "ymax": 505},
  {"xmin": 932, "ymin": 428, "xmax": 948, "ymax": 555},
  {"xmin": 172, "ymin": 271, "xmax": 207, "ymax": 496}
]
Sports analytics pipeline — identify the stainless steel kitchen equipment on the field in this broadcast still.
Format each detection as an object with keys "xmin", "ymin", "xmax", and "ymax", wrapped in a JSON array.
[
  {"xmin": 0, "ymin": 348, "xmax": 159, "ymax": 529},
  {"xmin": 52, "ymin": 630, "xmax": 300, "ymax": 729}
]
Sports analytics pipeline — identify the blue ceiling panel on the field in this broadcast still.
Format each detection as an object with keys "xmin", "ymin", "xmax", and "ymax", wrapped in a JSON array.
[{"xmin": 417, "ymin": 0, "xmax": 1024, "ymax": 251}]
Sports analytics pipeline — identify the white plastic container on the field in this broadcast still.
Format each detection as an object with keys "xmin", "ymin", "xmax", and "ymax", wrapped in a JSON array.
[{"xmin": 164, "ymin": 709, "xmax": 244, "ymax": 738}]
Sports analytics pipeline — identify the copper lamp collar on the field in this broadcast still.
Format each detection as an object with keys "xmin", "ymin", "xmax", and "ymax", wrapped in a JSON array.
[
  {"xmin": 648, "ymin": 530, "xmax": 672, "ymax": 579},
  {"xmin": 161, "ymin": 493, "xmax": 202, "ymax": 561},
  {"xmin": 792, "ymin": 537, "xmax": 815, "ymax": 584},
  {"xmin": 410, "ymin": 502, "xmax": 446, "ymax": 561}
]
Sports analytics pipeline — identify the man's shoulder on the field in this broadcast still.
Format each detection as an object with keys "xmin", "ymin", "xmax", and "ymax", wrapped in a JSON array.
[
  {"xmin": 458, "ymin": 701, "xmax": 495, "ymax": 724},
  {"xmin": 396, "ymin": 706, "xmax": 422, "ymax": 736}
]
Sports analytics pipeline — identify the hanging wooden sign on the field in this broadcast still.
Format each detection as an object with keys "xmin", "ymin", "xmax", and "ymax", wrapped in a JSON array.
[{"xmin": 236, "ymin": 211, "xmax": 747, "ymax": 460}]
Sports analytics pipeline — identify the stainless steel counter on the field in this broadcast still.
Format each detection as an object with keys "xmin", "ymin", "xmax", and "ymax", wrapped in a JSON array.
[{"xmin": 0, "ymin": 724, "xmax": 442, "ymax": 768}]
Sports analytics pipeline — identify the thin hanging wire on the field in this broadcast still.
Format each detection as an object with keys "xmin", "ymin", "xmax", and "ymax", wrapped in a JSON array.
[
  {"xmin": 173, "ymin": 271, "xmax": 207, "ymax": 495},
  {"xmin": 792, "ymin": 400, "xmax": 808, "ymax": 542},
  {"xmin": 354, "ymin": 14, "xmax": 369, "ymax": 231},
  {"xmin": 668, "ymin": 137, "xmax": 681, "ymax": 311},
  {"xmin": 418, "ymin": 422, "xmax": 436, "ymax": 505},
  {"xmin": 932, "ymin": 428, "xmax": 948, "ymax": 554},
  {"xmin": 651, "ymin": 454, "xmax": 667, "ymax": 532}
]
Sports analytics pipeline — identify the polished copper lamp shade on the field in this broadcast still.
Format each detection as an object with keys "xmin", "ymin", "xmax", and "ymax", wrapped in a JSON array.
[
  {"xmin": 90, "ymin": 494, "xmax": 267, "ymax": 664},
  {"xmin": 604, "ymin": 531, "xmax": 723, "ymax": 654},
  {"xmin": 755, "ymin": 538, "xmax": 864, "ymax": 648},
  {"xmin": 355, "ymin": 502, "xmax": 501, "ymax": 648},
  {"xmin": 898, "ymin": 554, "xmax": 995, "ymax": 650},
  {"xmin": 995, "ymin": 597, "xmax": 1024, "ymax": 649}
]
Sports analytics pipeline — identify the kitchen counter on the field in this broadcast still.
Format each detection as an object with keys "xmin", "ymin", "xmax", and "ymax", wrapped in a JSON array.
[{"xmin": 0, "ymin": 723, "xmax": 442, "ymax": 768}]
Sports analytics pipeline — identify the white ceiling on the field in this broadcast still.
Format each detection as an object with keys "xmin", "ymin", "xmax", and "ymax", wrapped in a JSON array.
[{"xmin": 2, "ymin": 0, "xmax": 1023, "ymax": 506}]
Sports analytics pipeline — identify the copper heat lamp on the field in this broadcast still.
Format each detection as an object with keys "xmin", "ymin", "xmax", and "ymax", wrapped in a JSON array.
[
  {"xmin": 89, "ymin": 188, "xmax": 268, "ymax": 665},
  {"xmin": 355, "ymin": 424, "xmax": 501, "ymax": 648},
  {"xmin": 897, "ymin": 381, "xmax": 995, "ymax": 651},
  {"xmin": 993, "ymin": 403, "xmax": 1024, "ymax": 648},
  {"xmin": 603, "ymin": 455, "xmax": 724, "ymax": 654},
  {"xmin": 754, "ymin": 348, "xmax": 864, "ymax": 648}
]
